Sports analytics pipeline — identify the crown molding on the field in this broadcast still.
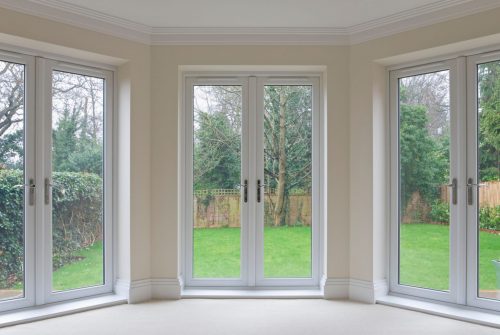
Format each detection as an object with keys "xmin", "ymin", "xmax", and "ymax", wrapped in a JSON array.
[{"xmin": 0, "ymin": 0, "xmax": 499, "ymax": 46}]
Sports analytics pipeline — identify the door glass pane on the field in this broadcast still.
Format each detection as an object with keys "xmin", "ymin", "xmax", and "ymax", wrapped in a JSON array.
[
  {"xmin": 398, "ymin": 71, "xmax": 451, "ymax": 291},
  {"xmin": 51, "ymin": 71, "xmax": 105, "ymax": 292},
  {"xmin": 476, "ymin": 61, "xmax": 500, "ymax": 301},
  {"xmin": 263, "ymin": 85, "xmax": 312, "ymax": 278},
  {"xmin": 193, "ymin": 85, "xmax": 242, "ymax": 278},
  {"xmin": 0, "ymin": 61, "xmax": 26, "ymax": 301}
]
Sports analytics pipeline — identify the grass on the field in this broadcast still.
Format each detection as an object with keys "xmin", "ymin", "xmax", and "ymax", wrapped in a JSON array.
[
  {"xmin": 193, "ymin": 226, "xmax": 311, "ymax": 278},
  {"xmin": 400, "ymin": 224, "xmax": 500, "ymax": 291},
  {"xmin": 52, "ymin": 241, "xmax": 103, "ymax": 292},
  {"xmin": 7, "ymin": 224, "xmax": 498, "ymax": 293}
]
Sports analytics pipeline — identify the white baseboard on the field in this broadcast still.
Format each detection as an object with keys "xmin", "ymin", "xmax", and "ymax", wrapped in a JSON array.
[
  {"xmin": 322, "ymin": 277, "xmax": 388, "ymax": 303},
  {"xmin": 114, "ymin": 278, "xmax": 182, "ymax": 303},
  {"xmin": 322, "ymin": 277, "xmax": 349, "ymax": 299},
  {"xmin": 151, "ymin": 278, "xmax": 182, "ymax": 300}
]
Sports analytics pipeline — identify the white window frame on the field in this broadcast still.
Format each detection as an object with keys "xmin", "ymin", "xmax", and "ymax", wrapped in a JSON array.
[
  {"xmin": 389, "ymin": 50, "xmax": 500, "ymax": 312},
  {"xmin": 389, "ymin": 59, "xmax": 467, "ymax": 304},
  {"xmin": 466, "ymin": 50, "xmax": 500, "ymax": 312},
  {"xmin": 0, "ymin": 51, "xmax": 36, "ymax": 313},
  {"xmin": 181, "ymin": 70, "xmax": 324, "ymax": 289},
  {"xmin": 0, "ymin": 51, "xmax": 114, "ymax": 312}
]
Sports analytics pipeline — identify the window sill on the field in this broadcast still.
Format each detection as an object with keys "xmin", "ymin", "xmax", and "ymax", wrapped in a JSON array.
[
  {"xmin": 0, "ymin": 294, "xmax": 127, "ymax": 328},
  {"xmin": 377, "ymin": 294, "xmax": 500, "ymax": 329},
  {"xmin": 182, "ymin": 288, "xmax": 324, "ymax": 298}
]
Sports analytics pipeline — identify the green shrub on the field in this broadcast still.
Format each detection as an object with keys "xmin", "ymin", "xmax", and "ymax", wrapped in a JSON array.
[
  {"xmin": 479, "ymin": 206, "xmax": 500, "ymax": 231},
  {"xmin": 429, "ymin": 200, "xmax": 449, "ymax": 223},
  {"xmin": 0, "ymin": 170, "xmax": 102, "ymax": 288}
]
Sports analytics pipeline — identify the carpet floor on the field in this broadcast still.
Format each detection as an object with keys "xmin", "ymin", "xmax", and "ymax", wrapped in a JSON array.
[{"xmin": 1, "ymin": 299, "xmax": 499, "ymax": 335}]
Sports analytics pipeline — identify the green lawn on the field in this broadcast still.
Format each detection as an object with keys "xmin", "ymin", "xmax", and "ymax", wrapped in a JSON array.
[
  {"xmin": 193, "ymin": 226, "xmax": 311, "ymax": 278},
  {"xmin": 400, "ymin": 224, "xmax": 500, "ymax": 291},
  {"xmin": 21, "ymin": 224, "xmax": 498, "ymax": 293},
  {"xmin": 52, "ymin": 241, "xmax": 103, "ymax": 292}
]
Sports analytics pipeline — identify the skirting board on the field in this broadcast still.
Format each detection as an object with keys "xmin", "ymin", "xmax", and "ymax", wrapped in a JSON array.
[
  {"xmin": 114, "ymin": 278, "xmax": 182, "ymax": 303},
  {"xmin": 322, "ymin": 277, "xmax": 388, "ymax": 303}
]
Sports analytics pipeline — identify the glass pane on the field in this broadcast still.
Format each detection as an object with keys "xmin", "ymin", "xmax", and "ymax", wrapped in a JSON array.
[
  {"xmin": 0, "ymin": 61, "xmax": 26, "ymax": 301},
  {"xmin": 263, "ymin": 85, "xmax": 312, "ymax": 278},
  {"xmin": 476, "ymin": 61, "xmax": 500, "ymax": 301},
  {"xmin": 51, "ymin": 71, "xmax": 105, "ymax": 292},
  {"xmin": 398, "ymin": 71, "xmax": 451, "ymax": 291},
  {"xmin": 193, "ymin": 85, "xmax": 242, "ymax": 278}
]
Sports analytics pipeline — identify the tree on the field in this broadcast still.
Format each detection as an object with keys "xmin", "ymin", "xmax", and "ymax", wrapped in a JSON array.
[
  {"xmin": 478, "ymin": 62, "xmax": 500, "ymax": 181},
  {"xmin": 400, "ymin": 104, "xmax": 448, "ymax": 211},
  {"xmin": 264, "ymin": 86, "xmax": 312, "ymax": 226},
  {"xmin": 193, "ymin": 86, "xmax": 242, "ymax": 190}
]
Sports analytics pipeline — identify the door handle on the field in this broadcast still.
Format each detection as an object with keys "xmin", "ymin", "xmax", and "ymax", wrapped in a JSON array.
[
  {"xmin": 14, "ymin": 179, "xmax": 36, "ymax": 205},
  {"xmin": 243, "ymin": 180, "xmax": 248, "ymax": 203},
  {"xmin": 257, "ymin": 179, "xmax": 266, "ymax": 203},
  {"xmin": 45, "ymin": 178, "xmax": 52, "ymax": 205},
  {"xmin": 447, "ymin": 178, "xmax": 458, "ymax": 205},
  {"xmin": 467, "ymin": 178, "xmax": 486, "ymax": 206}
]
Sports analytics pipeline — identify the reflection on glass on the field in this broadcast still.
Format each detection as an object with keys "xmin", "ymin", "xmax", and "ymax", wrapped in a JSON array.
[
  {"xmin": 192, "ymin": 85, "xmax": 242, "ymax": 278},
  {"xmin": 263, "ymin": 85, "xmax": 312, "ymax": 278},
  {"xmin": 51, "ymin": 71, "xmax": 105, "ymax": 292},
  {"xmin": 477, "ymin": 61, "xmax": 500, "ymax": 301},
  {"xmin": 0, "ymin": 61, "xmax": 25, "ymax": 301},
  {"xmin": 398, "ymin": 71, "xmax": 451, "ymax": 291}
]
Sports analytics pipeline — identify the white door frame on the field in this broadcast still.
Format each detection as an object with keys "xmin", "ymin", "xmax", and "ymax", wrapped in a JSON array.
[
  {"xmin": 0, "ymin": 51, "xmax": 36, "ymax": 313},
  {"xmin": 182, "ymin": 71, "xmax": 324, "ymax": 289},
  {"xmin": 466, "ymin": 50, "xmax": 500, "ymax": 312},
  {"xmin": 389, "ymin": 59, "xmax": 467, "ymax": 304}
]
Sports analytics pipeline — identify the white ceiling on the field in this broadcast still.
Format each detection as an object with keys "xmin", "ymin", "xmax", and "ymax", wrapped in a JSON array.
[
  {"xmin": 46, "ymin": 0, "xmax": 457, "ymax": 28},
  {"xmin": 1, "ymin": 0, "xmax": 498, "ymax": 45}
]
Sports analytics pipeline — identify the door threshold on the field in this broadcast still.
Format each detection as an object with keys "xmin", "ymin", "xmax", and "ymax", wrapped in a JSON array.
[{"xmin": 181, "ymin": 288, "xmax": 324, "ymax": 298}]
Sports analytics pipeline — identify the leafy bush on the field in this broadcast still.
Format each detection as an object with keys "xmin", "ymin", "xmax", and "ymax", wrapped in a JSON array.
[
  {"xmin": 0, "ymin": 170, "xmax": 102, "ymax": 288},
  {"xmin": 479, "ymin": 206, "xmax": 500, "ymax": 231},
  {"xmin": 429, "ymin": 200, "xmax": 449, "ymax": 223}
]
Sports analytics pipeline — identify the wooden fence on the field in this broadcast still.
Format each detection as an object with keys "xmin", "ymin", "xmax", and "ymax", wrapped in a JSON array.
[
  {"xmin": 193, "ymin": 190, "xmax": 311, "ymax": 228},
  {"xmin": 440, "ymin": 180, "xmax": 500, "ymax": 207}
]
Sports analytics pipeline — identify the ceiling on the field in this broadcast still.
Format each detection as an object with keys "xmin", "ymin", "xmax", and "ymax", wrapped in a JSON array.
[
  {"xmin": 53, "ymin": 0, "xmax": 444, "ymax": 28},
  {"xmin": 1, "ymin": 0, "xmax": 499, "ymax": 44}
]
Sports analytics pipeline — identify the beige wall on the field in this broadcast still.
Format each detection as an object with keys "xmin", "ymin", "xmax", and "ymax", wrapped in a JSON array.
[
  {"xmin": 150, "ymin": 45, "xmax": 351, "ymax": 280},
  {"xmin": 1, "ymin": 5, "xmax": 500, "ymax": 299}
]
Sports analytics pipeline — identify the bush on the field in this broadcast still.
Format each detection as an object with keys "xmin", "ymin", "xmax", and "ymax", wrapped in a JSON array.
[
  {"xmin": 479, "ymin": 206, "xmax": 500, "ymax": 231},
  {"xmin": 0, "ymin": 170, "xmax": 102, "ymax": 288},
  {"xmin": 429, "ymin": 200, "xmax": 449, "ymax": 223}
]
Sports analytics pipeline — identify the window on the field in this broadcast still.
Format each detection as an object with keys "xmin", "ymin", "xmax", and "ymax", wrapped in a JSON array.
[
  {"xmin": 390, "ymin": 51, "xmax": 500, "ymax": 311},
  {"xmin": 183, "ymin": 74, "xmax": 323, "ymax": 288},
  {"xmin": 0, "ymin": 52, "xmax": 113, "ymax": 312}
]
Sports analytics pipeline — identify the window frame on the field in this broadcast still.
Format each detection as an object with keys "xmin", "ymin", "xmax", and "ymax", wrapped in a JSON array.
[
  {"xmin": 0, "ymin": 51, "xmax": 115, "ymax": 312},
  {"xmin": 181, "ymin": 70, "xmax": 325, "ymax": 290}
]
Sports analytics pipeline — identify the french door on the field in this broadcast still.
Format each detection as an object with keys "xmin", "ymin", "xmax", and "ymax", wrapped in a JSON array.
[
  {"xmin": 390, "ymin": 51, "xmax": 500, "ymax": 311},
  {"xmin": 0, "ymin": 52, "xmax": 112, "ymax": 312},
  {"xmin": 183, "ymin": 74, "xmax": 321, "ymax": 288}
]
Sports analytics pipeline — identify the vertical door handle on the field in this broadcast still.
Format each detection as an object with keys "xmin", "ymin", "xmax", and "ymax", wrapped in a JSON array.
[
  {"xmin": 447, "ymin": 178, "xmax": 458, "ymax": 205},
  {"xmin": 257, "ymin": 180, "xmax": 265, "ymax": 203},
  {"xmin": 243, "ymin": 180, "xmax": 248, "ymax": 203},
  {"xmin": 45, "ymin": 178, "xmax": 52, "ymax": 205},
  {"xmin": 467, "ymin": 178, "xmax": 486, "ymax": 206},
  {"xmin": 28, "ymin": 178, "xmax": 36, "ymax": 206}
]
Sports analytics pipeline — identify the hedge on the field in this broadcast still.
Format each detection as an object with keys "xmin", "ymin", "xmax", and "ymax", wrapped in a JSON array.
[{"xmin": 0, "ymin": 170, "xmax": 103, "ymax": 288}]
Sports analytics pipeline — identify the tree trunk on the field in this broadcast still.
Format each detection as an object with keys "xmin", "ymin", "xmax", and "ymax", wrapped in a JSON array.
[{"xmin": 274, "ymin": 89, "xmax": 287, "ymax": 226}]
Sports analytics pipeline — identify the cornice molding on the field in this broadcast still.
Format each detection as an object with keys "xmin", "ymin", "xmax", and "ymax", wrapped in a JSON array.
[{"xmin": 0, "ymin": 0, "xmax": 499, "ymax": 46}]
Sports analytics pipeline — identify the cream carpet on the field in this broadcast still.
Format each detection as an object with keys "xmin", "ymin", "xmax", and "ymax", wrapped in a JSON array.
[{"xmin": 2, "ymin": 299, "xmax": 499, "ymax": 335}]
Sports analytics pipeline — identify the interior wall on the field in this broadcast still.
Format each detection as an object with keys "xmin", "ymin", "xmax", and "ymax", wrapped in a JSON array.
[{"xmin": 150, "ymin": 46, "xmax": 351, "ymax": 282}]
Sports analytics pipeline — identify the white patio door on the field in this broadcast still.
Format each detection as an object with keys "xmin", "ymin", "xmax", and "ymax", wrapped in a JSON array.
[
  {"xmin": 184, "ymin": 74, "xmax": 321, "ymax": 288},
  {"xmin": 0, "ymin": 52, "xmax": 113, "ymax": 313},
  {"xmin": 466, "ymin": 52, "xmax": 500, "ymax": 311},
  {"xmin": 391, "ymin": 52, "xmax": 500, "ymax": 311}
]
